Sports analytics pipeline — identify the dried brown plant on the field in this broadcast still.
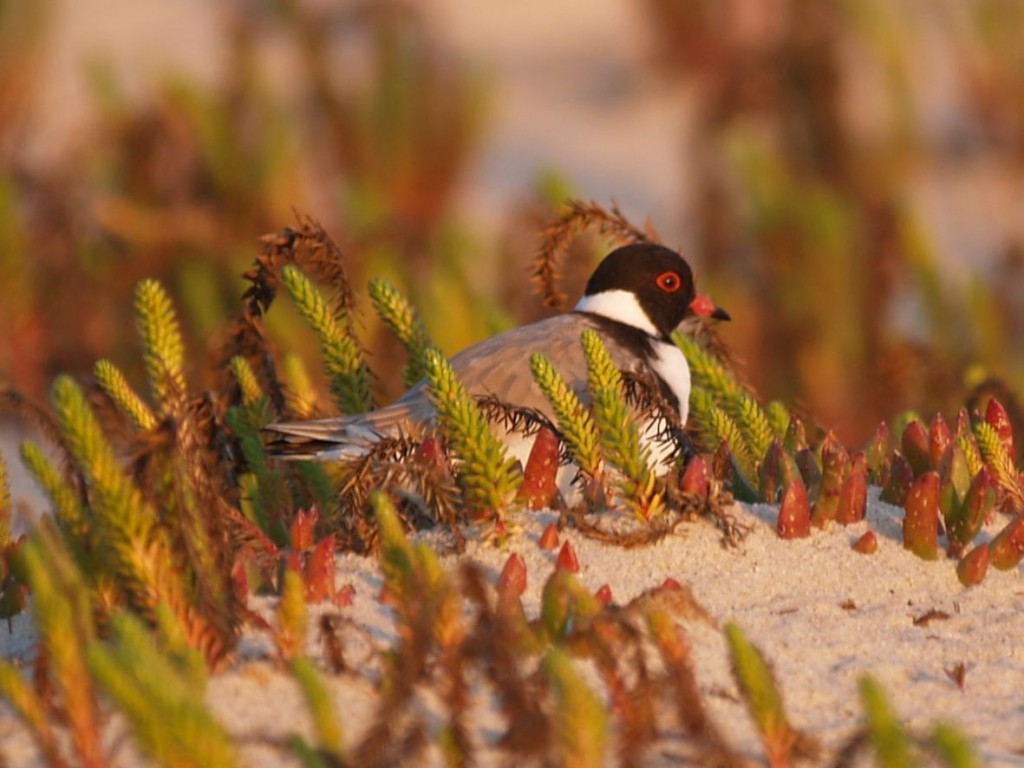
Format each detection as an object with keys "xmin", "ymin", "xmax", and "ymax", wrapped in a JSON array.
[{"xmin": 532, "ymin": 199, "xmax": 657, "ymax": 310}]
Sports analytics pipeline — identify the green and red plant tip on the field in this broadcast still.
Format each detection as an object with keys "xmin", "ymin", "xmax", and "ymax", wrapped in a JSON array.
[
  {"xmin": 539, "ymin": 523, "xmax": 560, "ymax": 551},
  {"xmin": 595, "ymin": 584, "xmax": 612, "ymax": 605},
  {"xmin": 985, "ymin": 397, "xmax": 1016, "ymax": 464},
  {"xmin": 944, "ymin": 466, "xmax": 996, "ymax": 557},
  {"xmin": 852, "ymin": 531, "xmax": 878, "ymax": 555},
  {"xmin": 881, "ymin": 452, "xmax": 914, "ymax": 506},
  {"xmin": 783, "ymin": 414, "xmax": 807, "ymax": 455},
  {"xmin": 929, "ymin": 413, "xmax": 953, "ymax": 470},
  {"xmin": 303, "ymin": 536, "xmax": 337, "ymax": 603},
  {"xmin": 518, "ymin": 426, "xmax": 561, "ymax": 510},
  {"xmin": 864, "ymin": 421, "xmax": 890, "ymax": 483},
  {"xmin": 758, "ymin": 439, "xmax": 786, "ymax": 503},
  {"xmin": 938, "ymin": 442, "xmax": 972, "ymax": 499},
  {"xmin": 811, "ymin": 433, "xmax": 847, "ymax": 527},
  {"xmin": 989, "ymin": 513, "xmax": 1024, "ymax": 571},
  {"xmin": 955, "ymin": 407, "xmax": 972, "ymax": 435},
  {"xmin": 777, "ymin": 477, "xmax": 811, "ymax": 539},
  {"xmin": 957, "ymin": 543, "xmax": 990, "ymax": 587},
  {"xmin": 416, "ymin": 436, "xmax": 450, "ymax": 476},
  {"xmin": 903, "ymin": 471, "xmax": 940, "ymax": 560},
  {"xmin": 902, "ymin": 420, "xmax": 932, "ymax": 477},
  {"xmin": 680, "ymin": 454, "xmax": 711, "ymax": 498},
  {"xmin": 556, "ymin": 541, "xmax": 580, "ymax": 573},
  {"xmin": 290, "ymin": 506, "xmax": 319, "ymax": 551},
  {"xmin": 497, "ymin": 553, "xmax": 527, "ymax": 597},
  {"xmin": 836, "ymin": 452, "xmax": 868, "ymax": 524},
  {"xmin": 794, "ymin": 447, "xmax": 822, "ymax": 499},
  {"xmin": 758, "ymin": 438, "xmax": 801, "ymax": 505}
]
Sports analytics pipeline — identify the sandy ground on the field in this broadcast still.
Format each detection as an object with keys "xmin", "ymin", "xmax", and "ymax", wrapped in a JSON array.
[{"xmin": 1, "ymin": 491, "xmax": 1022, "ymax": 766}]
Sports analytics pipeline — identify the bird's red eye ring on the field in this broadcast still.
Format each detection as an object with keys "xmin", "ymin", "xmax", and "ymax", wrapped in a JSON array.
[{"xmin": 656, "ymin": 271, "xmax": 682, "ymax": 292}]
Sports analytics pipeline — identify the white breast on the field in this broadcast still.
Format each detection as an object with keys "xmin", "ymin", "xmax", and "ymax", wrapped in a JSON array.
[{"xmin": 648, "ymin": 339, "xmax": 692, "ymax": 425}]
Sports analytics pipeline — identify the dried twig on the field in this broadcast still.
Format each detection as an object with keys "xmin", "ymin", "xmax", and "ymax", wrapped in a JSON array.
[{"xmin": 532, "ymin": 199, "xmax": 655, "ymax": 310}]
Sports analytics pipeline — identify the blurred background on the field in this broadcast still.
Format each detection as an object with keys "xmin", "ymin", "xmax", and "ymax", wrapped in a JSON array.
[{"xmin": 3, "ymin": 0, "xmax": 1024, "ymax": 450}]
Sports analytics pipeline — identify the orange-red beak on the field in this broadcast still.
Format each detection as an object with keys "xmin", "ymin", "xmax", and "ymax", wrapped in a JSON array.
[{"xmin": 689, "ymin": 293, "xmax": 731, "ymax": 321}]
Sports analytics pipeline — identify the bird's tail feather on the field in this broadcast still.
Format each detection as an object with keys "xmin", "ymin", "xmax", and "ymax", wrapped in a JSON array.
[{"xmin": 263, "ymin": 418, "xmax": 383, "ymax": 461}]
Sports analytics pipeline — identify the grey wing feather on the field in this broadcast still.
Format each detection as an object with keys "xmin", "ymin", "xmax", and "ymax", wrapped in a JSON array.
[{"xmin": 266, "ymin": 313, "xmax": 641, "ymax": 458}]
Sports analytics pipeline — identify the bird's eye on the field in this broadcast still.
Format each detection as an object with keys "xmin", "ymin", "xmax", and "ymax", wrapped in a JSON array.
[{"xmin": 656, "ymin": 271, "xmax": 681, "ymax": 292}]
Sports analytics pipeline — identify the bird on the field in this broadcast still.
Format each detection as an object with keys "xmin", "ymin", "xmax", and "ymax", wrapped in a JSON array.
[{"xmin": 265, "ymin": 243, "xmax": 729, "ymax": 484}]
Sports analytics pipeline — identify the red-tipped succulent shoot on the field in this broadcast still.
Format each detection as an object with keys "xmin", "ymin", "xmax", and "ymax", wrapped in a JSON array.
[
  {"xmin": 903, "ymin": 471, "xmax": 940, "ymax": 560},
  {"xmin": 538, "ymin": 522, "xmax": 560, "ymax": 551},
  {"xmin": 957, "ymin": 543, "xmax": 990, "ymax": 587},
  {"xmin": 304, "ymin": 535, "xmax": 336, "ymax": 602},
  {"xmin": 794, "ymin": 447, "xmax": 821, "ymax": 498},
  {"xmin": 417, "ymin": 435, "xmax": 449, "ymax": 472},
  {"xmin": 290, "ymin": 506, "xmax": 320, "ymax": 552},
  {"xmin": 985, "ymin": 397, "xmax": 1016, "ymax": 464},
  {"xmin": 595, "ymin": 584, "xmax": 613, "ymax": 605},
  {"xmin": 901, "ymin": 420, "xmax": 931, "ymax": 477},
  {"xmin": 778, "ymin": 477, "xmax": 811, "ymax": 539},
  {"xmin": 864, "ymin": 421, "xmax": 890, "ymax": 484},
  {"xmin": 497, "ymin": 553, "xmax": 528, "ymax": 597},
  {"xmin": 836, "ymin": 452, "xmax": 868, "ymax": 524},
  {"xmin": 989, "ymin": 513, "xmax": 1024, "ymax": 570},
  {"xmin": 758, "ymin": 439, "xmax": 787, "ymax": 503},
  {"xmin": 929, "ymin": 413, "xmax": 953, "ymax": 471},
  {"xmin": 944, "ymin": 466, "xmax": 996, "ymax": 557},
  {"xmin": 811, "ymin": 433, "xmax": 848, "ymax": 527},
  {"xmin": 680, "ymin": 454, "xmax": 711, "ymax": 498},
  {"xmin": 852, "ymin": 531, "xmax": 878, "ymax": 554},
  {"xmin": 783, "ymin": 413, "xmax": 807, "ymax": 454},
  {"xmin": 662, "ymin": 577, "xmax": 682, "ymax": 590},
  {"xmin": 955, "ymin": 407, "xmax": 972, "ymax": 438},
  {"xmin": 880, "ymin": 452, "xmax": 914, "ymax": 506},
  {"xmin": 555, "ymin": 541, "xmax": 580, "ymax": 573},
  {"xmin": 938, "ymin": 443, "xmax": 972, "ymax": 501},
  {"xmin": 518, "ymin": 426, "xmax": 561, "ymax": 510}
]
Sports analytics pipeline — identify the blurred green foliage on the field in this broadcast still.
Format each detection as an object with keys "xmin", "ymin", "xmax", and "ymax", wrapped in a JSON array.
[
  {"xmin": 643, "ymin": 0, "xmax": 1024, "ymax": 441},
  {"xmin": 2, "ymin": 0, "xmax": 1024, "ymax": 445}
]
